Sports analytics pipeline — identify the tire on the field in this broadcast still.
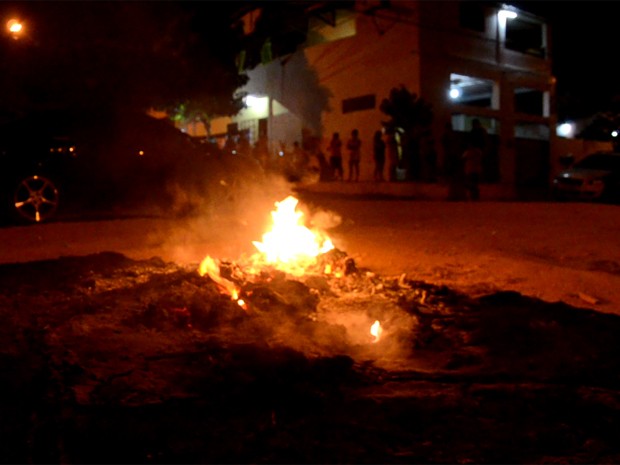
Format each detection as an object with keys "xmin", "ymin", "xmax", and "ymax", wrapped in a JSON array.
[{"xmin": 13, "ymin": 175, "xmax": 60, "ymax": 223}]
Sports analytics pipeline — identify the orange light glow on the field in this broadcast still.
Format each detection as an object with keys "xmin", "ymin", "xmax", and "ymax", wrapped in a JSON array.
[
  {"xmin": 370, "ymin": 320, "xmax": 383, "ymax": 343},
  {"xmin": 199, "ymin": 196, "xmax": 335, "ymax": 304},
  {"xmin": 251, "ymin": 196, "xmax": 334, "ymax": 276},
  {"xmin": 7, "ymin": 19, "xmax": 23, "ymax": 34},
  {"xmin": 199, "ymin": 255, "xmax": 241, "ymax": 301}
]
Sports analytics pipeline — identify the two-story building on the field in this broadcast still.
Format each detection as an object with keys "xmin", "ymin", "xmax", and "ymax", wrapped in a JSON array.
[{"xmin": 197, "ymin": 1, "xmax": 556, "ymax": 196}]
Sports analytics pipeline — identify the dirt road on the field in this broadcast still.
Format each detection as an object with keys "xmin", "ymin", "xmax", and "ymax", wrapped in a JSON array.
[{"xmin": 1, "ymin": 196, "xmax": 618, "ymax": 314}]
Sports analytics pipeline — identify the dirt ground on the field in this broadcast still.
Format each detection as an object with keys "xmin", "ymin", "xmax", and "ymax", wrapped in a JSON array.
[
  {"xmin": 1, "ymin": 194, "xmax": 620, "ymax": 463},
  {"xmin": 297, "ymin": 196, "xmax": 620, "ymax": 316},
  {"xmin": 2, "ymin": 194, "xmax": 617, "ymax": 314},
  {"xmin": 1, "ymin": 252, "xmax": 620, "ymax": 464}
]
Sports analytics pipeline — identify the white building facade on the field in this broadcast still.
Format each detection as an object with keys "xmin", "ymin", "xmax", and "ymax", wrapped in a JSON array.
[{"xmin": 205, "ymin": 1, "xmax": 556, "ymax": 193}]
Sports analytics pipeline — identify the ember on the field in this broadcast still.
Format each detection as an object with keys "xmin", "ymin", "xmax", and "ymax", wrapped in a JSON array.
[
  {"xmin": 370, "ymin": 320, "xmax": 383, "ymax": 343},
  {"xmin": 198, "ymin": 255, "xmax": 241, "ymax": 301}
]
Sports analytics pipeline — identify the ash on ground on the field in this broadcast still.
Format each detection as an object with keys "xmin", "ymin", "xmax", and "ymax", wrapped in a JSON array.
[{"xmin": 1, "ymin": 251, "xmax": 620, "ymax": 464}]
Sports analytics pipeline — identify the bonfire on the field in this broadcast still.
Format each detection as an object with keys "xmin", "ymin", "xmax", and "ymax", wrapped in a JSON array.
[{"xmin": 198, "ymin": 195, "xmax": 385, "ymax": 344}]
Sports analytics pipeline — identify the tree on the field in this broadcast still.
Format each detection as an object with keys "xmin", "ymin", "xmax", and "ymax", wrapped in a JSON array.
[
  {"xmin": 379, "ymin": 85, "xmax": 433, "ymax": 180},
  {"xmin": 0, "ymin": 2, "xmax": 248, "ymax": 125}
]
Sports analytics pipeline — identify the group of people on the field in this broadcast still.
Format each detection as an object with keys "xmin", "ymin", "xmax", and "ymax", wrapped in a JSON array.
[
  {"xmin": 325, "ymin": 128, "xmax": 400, "ymax": 182},
  {"xmin": 233, "ymin": 118, "xmax": 487, "ymax": 201},
  {"xmin": 325, "ymin": 130, "xmax": 361, "ymax": 182}
]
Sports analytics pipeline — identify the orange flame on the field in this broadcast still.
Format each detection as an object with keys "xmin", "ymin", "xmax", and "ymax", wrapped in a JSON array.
[
  {"xmin": 198, "ymin": 255, "xmax": 241, "ymax": 302},
  {"xmin": 370, "ymin": 320, "xmax": 383, "ymax": 343},
  {"xmin": 251, "ymin": 196, "xmax": 334, "ymax": 276},
  {"xmin": 199, "ymin": 196, "xmax": 335, "ymax": 303}
]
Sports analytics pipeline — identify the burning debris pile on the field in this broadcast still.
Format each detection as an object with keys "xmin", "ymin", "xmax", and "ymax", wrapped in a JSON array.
[
  {"xmin": 193, "ymin": 195, "xmax": 416, "ymax": 360},
  {"xmin": 2, "ymin": 196, "xmax": 620, "ymax": 463}
]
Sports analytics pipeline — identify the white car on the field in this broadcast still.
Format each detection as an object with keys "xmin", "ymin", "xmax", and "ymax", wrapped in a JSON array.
[{"xmin": 552, "ymin": 152, "xmax": 620, "ymax": 202}]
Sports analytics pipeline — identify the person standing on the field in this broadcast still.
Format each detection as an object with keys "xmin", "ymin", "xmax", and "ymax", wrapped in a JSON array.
[
  {"xmin": 346, "ymin": 129, "xmax": 362, "ymax": 181},
  {"xmin": 469, "ymin": 118, "xmax": 488, "ymax": 152},
  {"xmin": 384, "ymin": 128, "xmax": 399, "ymax": 182},
  {"xmin": 373, "ymin": 130, "xmax": 386, "ymax": 181},
  {"xmin": 327, "ymin": 132, "xmax": 343, "ymax": 180},
  {"xmin": 441, "ymin": 121, "xmax": 464, "ymax": 200},
  {"xmin": 462, "ymin": 141, "xmax": 483, "ymax": 201}
]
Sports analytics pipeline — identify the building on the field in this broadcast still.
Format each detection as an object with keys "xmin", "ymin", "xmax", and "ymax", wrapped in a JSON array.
[{"xmin": 202, "ymin": 1, "xmax": 557, "ymax": 195}]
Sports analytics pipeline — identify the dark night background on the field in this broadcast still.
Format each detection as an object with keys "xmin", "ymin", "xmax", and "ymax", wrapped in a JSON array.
[
  {"xmin": 0, "ymin": 1, "xmax": 618, "ymax": 122},
  {"xmin": 513, "ymin": 0, "xmax": 619, "ymax": 120}
]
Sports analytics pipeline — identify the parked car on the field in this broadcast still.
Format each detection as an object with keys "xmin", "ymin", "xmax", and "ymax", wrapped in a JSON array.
[
  {"xmin": 0, "ymin": 108, "xmax": 260, "ymax": 224},
  {"xmin": 552, "ymin": 151, "xmax": 620, "ymax": 203}
]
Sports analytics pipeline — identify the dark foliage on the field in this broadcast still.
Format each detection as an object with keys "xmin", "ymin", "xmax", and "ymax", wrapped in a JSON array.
[{"xmin": 379, "ymin": 85, "xmax": 434, "ymax": 180}]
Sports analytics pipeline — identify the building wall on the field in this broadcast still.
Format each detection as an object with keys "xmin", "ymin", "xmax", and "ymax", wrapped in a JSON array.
[
  {"xmin": 304, "ymin": 1, "xmax": 422, "ymax": 170},
  {"xmin": 239, "ymin": 1, "xmax": 422, "ymax": 181},
  {"xmin": 229, "ymin": 0, "xmax": 556, "ymax": 188},
  {"xmin": 418, "ymin": 1, "xmax": 555, "ymax": 189}
]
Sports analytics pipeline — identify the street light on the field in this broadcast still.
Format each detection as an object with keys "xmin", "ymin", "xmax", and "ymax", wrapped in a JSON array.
[{"xmin": 6, "ymin": 18, "xmax": 24, "ymax": 38}]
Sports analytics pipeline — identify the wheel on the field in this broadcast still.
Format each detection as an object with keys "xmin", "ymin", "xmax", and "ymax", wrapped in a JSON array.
[{"xmin": 13, "ymin": 175, "xmax": 60, "ymax": 223}]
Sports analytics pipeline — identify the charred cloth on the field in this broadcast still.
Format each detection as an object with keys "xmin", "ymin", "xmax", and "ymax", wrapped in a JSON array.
[{"xmin": 1, "ymin": 251, "xmax": 620, "ymax": 463}]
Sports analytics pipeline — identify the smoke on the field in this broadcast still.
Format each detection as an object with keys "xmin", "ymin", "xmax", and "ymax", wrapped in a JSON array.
[
  {"xmin": 153, "ymin": 170, "xmax": 302, "ymax": 265},
  {"xmin": 144, "ymin": 170, "xmax": 416, "ymax": 370},
  {"xmin": 307, "ymin": 208, "xmax": 342, "ymax": 230},
  {"xmin": 152, "ymin": 161, "xmax": 350, "ymax": 269}
]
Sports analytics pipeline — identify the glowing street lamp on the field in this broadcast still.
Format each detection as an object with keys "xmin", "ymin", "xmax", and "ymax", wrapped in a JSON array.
[{"xmin": 6, "ymin": 18, "xmax": 24, "ymax": 37}]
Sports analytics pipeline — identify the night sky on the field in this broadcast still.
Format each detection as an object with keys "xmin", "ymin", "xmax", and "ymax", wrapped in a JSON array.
[
  {"xmin": 1, "ymin": 1, "xmax": 618, "ymax": 120},
  {"xmin": 514, "ymin": 1, "xmax": 620, "ymax": 118}
]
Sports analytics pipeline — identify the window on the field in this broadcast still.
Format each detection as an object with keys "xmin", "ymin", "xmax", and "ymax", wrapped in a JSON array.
[
  {"xmin": 514, "ymin": 87, "xmax": 544, "ymax": 116},
  {"xmin": 449, "ymin": 73, "xmax": 497, "ymax": 109},
  {"xmin": 459, "ymin": 2, "xmax": 485, "ymax": 33},
  {"xmin": 451, "ymin": 114, "xmax": 499, "ymax": 135},
  {"xmin": 342, "ymin": 94, "xmax": 376, "ymax": 114},
  {"xmin": 515, "ymin": 122, "xmax": 549, "ymax": 140},
  {"xmin": 505, "ymin": 17, "xmax": 545, "ymax": 57}
]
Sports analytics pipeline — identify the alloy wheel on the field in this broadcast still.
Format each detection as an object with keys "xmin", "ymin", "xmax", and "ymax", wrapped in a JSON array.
[{"xmin": 14, "ymin": 175, "xmax": 60, "ymax": 223}]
